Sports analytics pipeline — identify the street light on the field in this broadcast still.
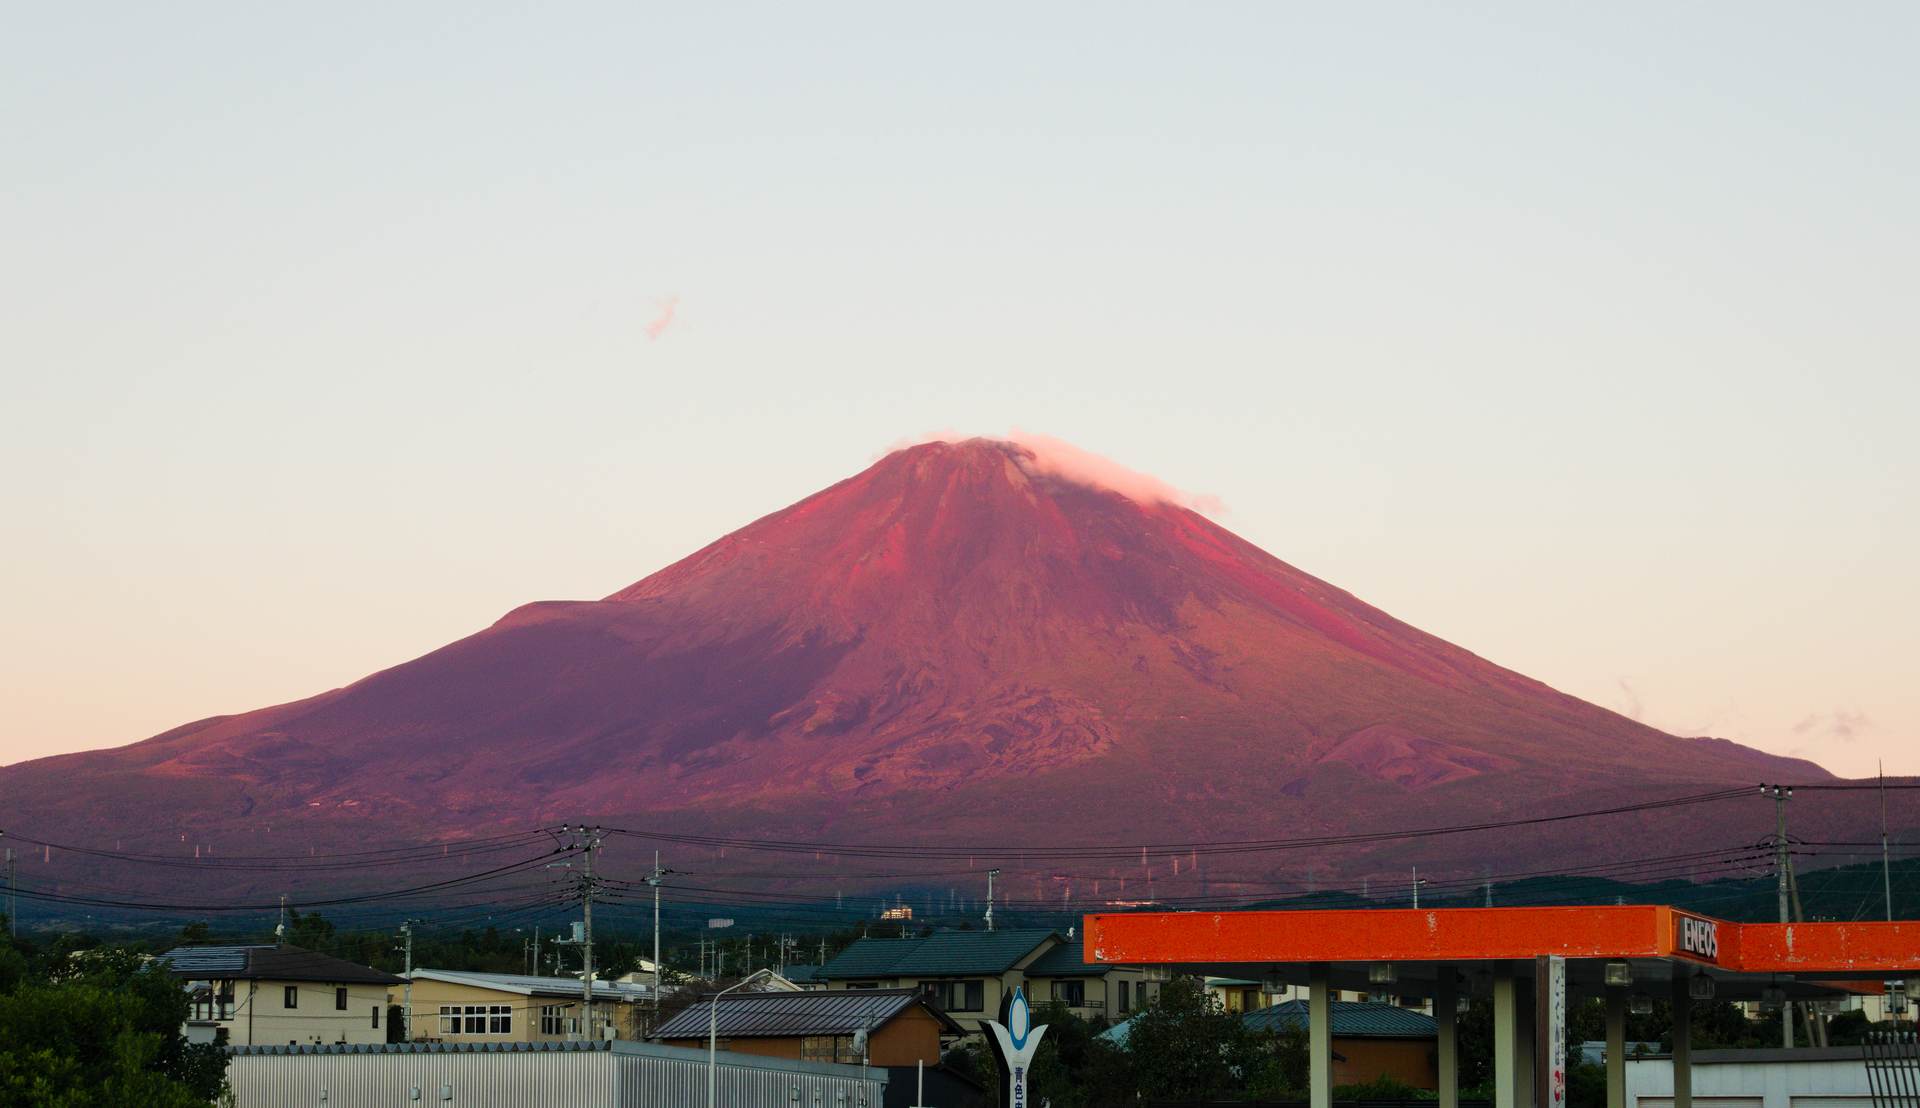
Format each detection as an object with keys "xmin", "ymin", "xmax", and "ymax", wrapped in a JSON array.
[{"xmin": 709, "ymin": 967, "xmax": 776, "ymax": 1108}]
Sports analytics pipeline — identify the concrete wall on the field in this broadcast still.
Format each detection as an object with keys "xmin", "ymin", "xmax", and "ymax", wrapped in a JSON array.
[{"xmin": 1626, "ymin": 1048, "xmax": 1875, "ymax": 1108}]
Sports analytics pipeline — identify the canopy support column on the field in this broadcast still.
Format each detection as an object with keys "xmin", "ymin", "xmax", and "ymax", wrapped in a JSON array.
[
  {"xmin": 1437, "ymin": 969, "xmax": 1459, "ymax": 1108},
  {"xmin": 1496, "ymin": 970, "xmax": 1519, "ymax": 1108},
  {"xmin": 1605, "ymin": 986, "xmax": 1626, "ymax": 1108},
  {"xmin": 1516, "ymin": 969, "xmax": 1536, "ymax": 1105},
  {"xmin": 1670, "ymin": 973, "xmax": 1692, "ymax": 1108},
  {"xmin": 1310, "ymin": 963, "xmax": 1334, "ymax": 1108}
]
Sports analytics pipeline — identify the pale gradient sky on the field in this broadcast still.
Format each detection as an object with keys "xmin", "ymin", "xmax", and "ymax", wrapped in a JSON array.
[{"xmin": 2, "ymin": 4, "xmax": 1914, "ymax": 777}]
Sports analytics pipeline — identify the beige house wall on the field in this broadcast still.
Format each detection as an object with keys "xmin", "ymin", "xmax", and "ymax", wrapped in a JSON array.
[
  {"xmin": 400, "ymin": 979, "xmax": 639, "ymax": 1042},
  {"xmin": 1030, "ymin": 967, "xmax": 1154, "ymax": 1022},
  {"xmin": 209, "ymin": 979, "xmax": 391, "ymax": 1047}
]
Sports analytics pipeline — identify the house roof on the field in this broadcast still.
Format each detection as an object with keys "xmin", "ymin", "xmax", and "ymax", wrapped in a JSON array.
[
  {"xmin": 652, "ymin": 988, "xmax": 966, "ymax": 1040},
  {"xmin": 157, "ymin": 945, "xmax": 403, "ymax": 986},
  {"xmin": 1243, "ymin": 1000, "xmax": 1439, "ymax": 1039},
  {"xmin": 783, "ymin": 965, "xmax": 823, "ymax": 984},
  {"xmin": 405, "ymin": 969, "xmax": 653, "ymax": 1001},
  {"xmin": 1023, "ymin": 937, "xmax": 1116, "ymax": 978},
  {"xmin": 817, "ymin": 929, "xmax": 1059, "ymax": 979}
]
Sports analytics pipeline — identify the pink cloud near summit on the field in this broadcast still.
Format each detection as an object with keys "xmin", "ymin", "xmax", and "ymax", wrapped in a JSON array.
[
  {"xmin": 882, "ymin": 431, "xmax": 1226, "ymax": 515},
  {"xmin": 1009, "ymin": 431, "xmax": 1226, "ymax": 516}
]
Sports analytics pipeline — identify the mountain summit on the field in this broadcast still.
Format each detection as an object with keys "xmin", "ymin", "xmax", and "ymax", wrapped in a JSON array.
[{"xmin": 0, "ymin": 437, "xmax": 1826, "ymax": 875}]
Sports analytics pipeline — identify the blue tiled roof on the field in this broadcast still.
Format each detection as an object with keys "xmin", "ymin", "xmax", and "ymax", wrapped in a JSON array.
[
  {"xmin": 817, "ymin": 929, "xmax": 1058, "ymax": 979},
  {"xmin": 1244, "ymin": 1000, "xmax": 1438, "ymax": 1039}
]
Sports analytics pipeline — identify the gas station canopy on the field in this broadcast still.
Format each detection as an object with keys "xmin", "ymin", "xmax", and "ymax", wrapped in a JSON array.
[
  {"xmin": 1086, "ymin": 905, "xmax": 1920, "ymax": 998},
  {"xmin": 1083, "ymin": 906, "xmax": 1920, "ymax": 1108}
]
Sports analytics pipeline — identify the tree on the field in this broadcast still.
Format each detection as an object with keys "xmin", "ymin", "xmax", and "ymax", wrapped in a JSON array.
[
  {"xmin": 1123, "ymin": 976, "xmax": 1291, "ymax": 1099},
  {"xmin": 1025, "ymin": 1001, "xmax": 1133, "ymax": 1108},
  {"xmin": 0, "ymin": 948, "xmax": 228, "ymax": 1107},
  {"xmin": 284, "ymin": 909, "xmax": 335, "ymax": 950}
]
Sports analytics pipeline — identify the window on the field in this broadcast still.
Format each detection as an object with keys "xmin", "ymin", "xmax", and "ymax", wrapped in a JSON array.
[
  {"xmin": 335, "ymin": 987, "xmax": 348, "ymax": 1011},
  {"xmin": 1056, "ymin": 980, "xmax": 1085, "ymax": 1007},
  {"xmin": 371, "ymin": 1006, "xmax": 381, "ymax": 1029},
  {"xmin": 189, "ymin": 985, "xmax": 237, "ymax": 1022},
  {"xmin": 284, "ymin": 986, "xmax": 298, "ymax": 1009},
  {"xmin": 541, "ymin": 1005, "xmax": 566, "ymax": 1036},
  {"xmin": 924, "ymin": 979, "xmax": 985, "ymax": 1012},
  {"xmin": 1117, "ymin": 980, "xmax": 1131, "ymax": 1013},
  {"xmin": 440, "ymin": 1004, "xmax": 513, "ymax": 1035},
  {"xmin": 801, "ymin": 1035, "xmax": 850, "ymax": 1063}
]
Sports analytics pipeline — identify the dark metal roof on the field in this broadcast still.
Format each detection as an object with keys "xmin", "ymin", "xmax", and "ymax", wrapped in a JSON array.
[
  {"xmin": 652, "ymin": 988, "xmax": 964, "ymax": 1040},
  {"xmin": 1243, "ymin": 1000, "xmax": 1439, "ymax": 1039},
  {"xmin": 1024, "ymin": 937, "xmax": 1114, "ymax": 978},
  {"xmin": 157, "ymin": 944, "xmax": 404, "ymax": 986},
  {"xmin": 817, "ymin": 929, "xmax": 1059, "ymax": 979}
]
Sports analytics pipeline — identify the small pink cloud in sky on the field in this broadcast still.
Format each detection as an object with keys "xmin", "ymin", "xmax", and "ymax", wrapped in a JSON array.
[{"xmin": 645, "ymin": 295, "xmax": 679, "ymax": 340}]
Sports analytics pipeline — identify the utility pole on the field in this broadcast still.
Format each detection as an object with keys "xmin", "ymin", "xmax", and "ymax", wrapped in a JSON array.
[
  {"xmin": 399, "ymin": 920, "xmax": 415, "ymax": 1041},
  {"xmin": 4, "ymin": 833, "xmax": 15, "ymax": 939},
  {"xmin": 1768, "ymin": 784, "xmax": 1794, "ymax": 1048},
  {"xmin": 533, "ymin": 926, "xmax": 541, "ymax": 977},
  {"xmin": 646, "ymin": 852, "xmax": 672, "ymax": 1031},
  {"xmin": 985, "ymin": 869, "xmax": 1000, "ymax": 932},
  {"xmin": 1785, "ymin": 864, "xmax": 1828, "ymax": 1046},
  {"xmin": 276, "ymin": 894, "xmax": 288, "ymax": 941},
  {"xmin": 579, "ymin": 826, "xmax": 604, "ymax": 1039},
  {"xmin": 1412, "ymin": 866, "xmax": 1420, "ymax": 910},
  {"xmin": 1882, "ymin": 761, "xmax": 1895, "ymax": 922}
]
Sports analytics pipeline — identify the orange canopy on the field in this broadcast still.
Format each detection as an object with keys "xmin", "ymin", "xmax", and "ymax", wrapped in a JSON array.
[{"xmin": 1085, "ymin": 905, "xmax": 1920, "ymax": 977}]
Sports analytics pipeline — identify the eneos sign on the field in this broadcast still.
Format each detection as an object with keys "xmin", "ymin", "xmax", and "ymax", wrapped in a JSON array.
[{"xmin": 1674, "ymin": 912, "xmax": 1720, "ymax": 963}]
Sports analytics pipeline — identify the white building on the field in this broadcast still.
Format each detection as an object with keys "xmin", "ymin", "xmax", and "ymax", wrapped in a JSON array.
[{"xmin": 1626, "ymin": 1047, "xmax": 1876, "ymax": 1108}]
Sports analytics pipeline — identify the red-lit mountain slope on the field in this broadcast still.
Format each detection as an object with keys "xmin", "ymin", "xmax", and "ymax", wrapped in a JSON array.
[{"xmin": 0, "ymin": 439, "xmax": 1832, "ymax": 881}]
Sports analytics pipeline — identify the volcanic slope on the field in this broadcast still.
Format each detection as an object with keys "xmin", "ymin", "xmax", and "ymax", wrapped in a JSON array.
[{"xmin": 0, "ymin": 438, "xmax": 1827, "ymax": 870}]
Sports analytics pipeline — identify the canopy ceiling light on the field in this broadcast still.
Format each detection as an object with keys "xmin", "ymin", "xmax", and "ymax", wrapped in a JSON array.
[
  {"xmin": 1369, "ymin": 963, "xmax": 1397, "ymax": 985},
  {"xmin": 1630, "ymin": 993, "xmax": 1654, "ymax": 1016},
  {"xmin": 1604, "ymin": 962, "xmax": 1632, "ymax": 987},
  {"xmin": 1689, "ymin": 971, "xmax": 1715, "ymax": 1001}
]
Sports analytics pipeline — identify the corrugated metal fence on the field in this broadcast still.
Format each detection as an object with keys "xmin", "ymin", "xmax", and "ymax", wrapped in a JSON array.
[{"xmin": 226, "ymin": 1040, "xmax": 887, "ymax": 1108}]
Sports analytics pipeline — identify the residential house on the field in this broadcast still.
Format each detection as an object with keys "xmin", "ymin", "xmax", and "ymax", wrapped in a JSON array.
[
  {"xmin": 652, "ymin": 987, "xmax": 963, "ymax": 1066},
  {"xmin": 1244, "ymin": 1000, "xmax": 1440, "ymax": 1089},
  {"xmin": 782, "ymin": 964, "xmax": 827, "ymax": 990},
  {"xmin": 157, "ymin": 944, "xmax": 403, "ymax": 1047},
  {"xmin": 402, "ymin": 969, "xmax": 656, "ymax": 1043},
  {"xmin": 814, "ymin": 928, "xmax": 1156, "ymax": 1034}
]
